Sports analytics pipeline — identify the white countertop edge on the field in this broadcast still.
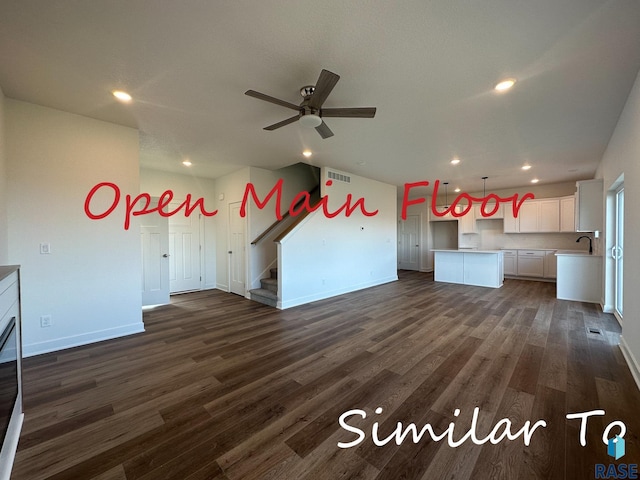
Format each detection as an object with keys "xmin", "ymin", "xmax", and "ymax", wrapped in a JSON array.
[
  {"xmin": 555, "ymin": 250, "xmax": 602, "ymax": 257},
  {"xmin": 432, "ymin": 249, "xmax": 503, "ymax": 254}
]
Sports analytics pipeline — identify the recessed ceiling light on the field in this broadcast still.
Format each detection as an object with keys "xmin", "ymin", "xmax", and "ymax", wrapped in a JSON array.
[
  {"xmin": 531, "ymin": 178, "xmax": 539, "ymax": 184},
  {"xmin": 302, "ymin": 150, "xmax": 312, "ymax": 158},
  {"xmin": 451, "ymin": 158, "xmax": 461, "ymax": 165},
  {"xmin": 522, "ymin": 164, "xmax": 532, "ymax": 170},
  {"xmin": 112, "ymin": 90, "xmax": 132, "ymax": 103},
  {"xmin": 494, "ymin": 78, "xmax": 516, "ymax": 92},
  {"xmin": 182, "ymin": 160, "xmax": 192, "ymax": 166},
  {"xmin": 454, "ymin": 187, "xmax": 461, "ymax": 193}
]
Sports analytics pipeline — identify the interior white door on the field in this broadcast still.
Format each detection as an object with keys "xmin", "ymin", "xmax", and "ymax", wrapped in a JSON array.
[
  {"xmin": 398, "ymin": 215, "xmax": 420, "ymax": 270},
  {"xmin": 229, "ymin": 202, "xmax": 246, "ymax": 296},
  {"xmin": 141, "ymin": 207, "xmax": 170, "ymax": 306},
  {"xmin": 168, "ymin": 207, "xmax": 202, "ymax": 293}
]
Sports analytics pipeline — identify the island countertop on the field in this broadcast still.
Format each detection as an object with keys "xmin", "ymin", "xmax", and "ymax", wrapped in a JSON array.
[{"xmin": 431, "ymin": 249, "xmax": 503, "ymax": 254}]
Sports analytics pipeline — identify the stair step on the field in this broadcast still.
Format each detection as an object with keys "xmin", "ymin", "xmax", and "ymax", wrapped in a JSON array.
[
  {"xmin": 249, "ymin": 288, "xmax": 277, "ymax": 308},
  {"xmin": 260, "ymin": 277, "xmax": 278, "ymax": 293},
  {"xmin": 270, "ymin": 268, "xmax": 278, "ymax": 279}
]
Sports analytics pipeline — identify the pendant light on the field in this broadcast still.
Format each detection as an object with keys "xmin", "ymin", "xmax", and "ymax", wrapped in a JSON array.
[
  {"xmin": 482, "ymin": 176, "xmax": 488, "ymax": 197},
  {"xmin": 443, "ymin": 182, "xmax": 449, "ymax": 208}
]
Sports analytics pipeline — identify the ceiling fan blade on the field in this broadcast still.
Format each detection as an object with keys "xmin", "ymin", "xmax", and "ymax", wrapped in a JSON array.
[
  {"xmin": 315, "ymin": 121, "xmax": 334, "ymax": 139},
  {"xmin": 245, "ymin": 90, "xmax": 300, "ymax": 110},
  {"xmin": 264, "ymin": 115, "xmax": 299, "ymax": 131},
  {"xmin": 308, "ymin": 69, "xmax": 340, "ymax": 109},
  {"xmin": 321, "ymin": 107, "xmax": 376, "ymax": 118}
]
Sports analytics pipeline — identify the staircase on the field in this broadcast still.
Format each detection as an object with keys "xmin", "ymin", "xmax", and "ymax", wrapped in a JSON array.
[{"xmin": 249, "ymin": 268, "xmax": 278, "ymax": 307}]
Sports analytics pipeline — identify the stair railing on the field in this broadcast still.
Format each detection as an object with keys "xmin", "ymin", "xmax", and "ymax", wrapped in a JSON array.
[{"xmin": 250, "ymin": 184, "xmax": 320, "ymax": 245}]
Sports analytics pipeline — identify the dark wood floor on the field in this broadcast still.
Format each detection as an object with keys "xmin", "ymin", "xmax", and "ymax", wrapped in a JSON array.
[{"xmin": 11, "ymin": 271, "xmax": 640, "ymax": 480}]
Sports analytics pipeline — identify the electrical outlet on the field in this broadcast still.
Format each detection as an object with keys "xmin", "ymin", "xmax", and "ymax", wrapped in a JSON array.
[{"xmin": 40, "ymin": 315, "xmax": 52, "ymax": 327}]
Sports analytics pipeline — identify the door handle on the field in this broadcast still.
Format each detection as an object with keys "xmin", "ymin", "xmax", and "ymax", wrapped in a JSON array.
[
  {"xmin": 228, "ymin": 251, "xmax": 232, "ymax": 254},
  {"xmin": 162, "ymin": 254, "xmax": 170, "ymax": 258}
]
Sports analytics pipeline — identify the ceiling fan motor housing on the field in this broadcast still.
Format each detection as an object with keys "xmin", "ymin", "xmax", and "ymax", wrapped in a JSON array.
[
  {"xmin": 299, "ymin": 106, "xmax": 322, "ymax": 127},
  {"xmin": 300, "ymin": 86, "xmax": 315, "ymax": 98}
]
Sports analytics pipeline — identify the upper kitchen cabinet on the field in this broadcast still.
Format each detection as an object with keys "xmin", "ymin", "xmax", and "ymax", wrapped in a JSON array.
[
  {"xmin": 560, "ymin": 195, "xmax": 576, "ymax": 232},
  {"xmin": 504, "ymin": 198, "xmax": 560, "ymax": 233},
  {"xmin": 575, "ymin": 179, "xmax": 603, "ymax": 232},
  {"xmin": 459, "ymin": 207, "xmax": 477, "ymax": 234},
  {"xmin": 538, "ymin": 199, "xmax": 560, "ymax": 232}
]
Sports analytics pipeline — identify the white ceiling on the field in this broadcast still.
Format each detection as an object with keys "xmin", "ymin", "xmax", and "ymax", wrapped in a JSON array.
[{"xmin": 1, "ymin": 0, "xmax": 640, "ymax": 194}]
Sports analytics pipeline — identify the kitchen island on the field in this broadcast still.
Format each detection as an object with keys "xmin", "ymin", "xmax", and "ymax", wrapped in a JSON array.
[
  {"xmin": 432, "ymin": 249, "xmax": 504, "ymax": 288},
  {"xmin": 555, "ymin": 251, "xmax": 602, "ymax": 303}
]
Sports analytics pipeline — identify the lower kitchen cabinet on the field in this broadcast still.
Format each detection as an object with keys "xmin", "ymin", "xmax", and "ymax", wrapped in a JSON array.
[
  {"xmin": 517, "ymin": 250, "xmax": 544, "ymax": 277},
  {"xmin": 544, "ymin": 250, "xmax": 557, "ymax": 278},
  {"xmin": 502, "ymin": 250, "xmax": 517, "ymax": 276}
]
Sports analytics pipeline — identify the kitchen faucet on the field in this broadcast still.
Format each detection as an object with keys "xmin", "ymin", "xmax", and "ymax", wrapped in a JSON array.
[{"xmin": 576, "ymin": 235, "xmax": 593, "ymax": 254}]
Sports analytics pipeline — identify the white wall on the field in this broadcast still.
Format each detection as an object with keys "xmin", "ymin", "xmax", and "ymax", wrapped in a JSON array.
[
  {"xmin": 6, "ymin": 100, "xmax": 143, "ymax": 356},
  {"xmin": 140, "ymin": 168, "xmax": 217, "ymax": 290},
  {"xmin": 0, "ymin": 86, "xmax": 7, "ymax": 264},
  {"xmin": 278, "ymin": 167, "xmax": 397, "ymax": 309},
  {"xmin": 247, "ymin": 164, "xmax": 319, "ymax": 289},
  {"xmin": 214, "ymin": 167, "xmax": 250, "ymax": 292},
  {"xmin": 596, "ymin": 68, "xmax": 640, "ymax": 387}
]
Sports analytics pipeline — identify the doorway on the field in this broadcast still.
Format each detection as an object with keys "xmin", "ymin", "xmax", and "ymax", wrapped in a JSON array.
[
  {"xmin": 398, "ymin": 215, "xmax": 420, "ymax": 270},
  {"xmin": 168, "ymin": 206, "xmax": 202, "ymax": 293},
  {"xmin": 140, "ymin": 208, "xmax": 170, "ymax": 306},
  {"xmin": 228, "ymin": 202, "xmax": 246, "ymax": 296}
]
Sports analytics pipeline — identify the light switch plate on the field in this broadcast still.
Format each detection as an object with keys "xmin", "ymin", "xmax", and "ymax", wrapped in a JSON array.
[{"xmin": 40, "ymin": 243, "xmax": 51, "ymax": 254}]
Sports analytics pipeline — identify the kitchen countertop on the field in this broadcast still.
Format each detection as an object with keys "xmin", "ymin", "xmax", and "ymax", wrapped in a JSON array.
[
  {"xmin": 432, "ymin": 249, "xmax": 503, "ymax": 254},
  {"xmin": 555, "ymin": 250, "xmax": 601, "ymax": 257}
]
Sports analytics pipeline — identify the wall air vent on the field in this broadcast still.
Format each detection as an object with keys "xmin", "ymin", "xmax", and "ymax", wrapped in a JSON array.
[{"xmin": 327, "ymin": 171, "xmax": 351, "ymax": 184}]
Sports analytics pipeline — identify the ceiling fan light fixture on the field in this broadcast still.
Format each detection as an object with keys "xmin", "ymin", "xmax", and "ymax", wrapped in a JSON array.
[
  {"xmin": 494, "ymin": 78, "xmax": 516, "ymax": 92},
  {"xmin": 299, "ymin": 113, "xmax": 323, "ymax": 128},
  {"xmin": 112, "ymin": 90, "xmax": 132, "ymax": 102}
]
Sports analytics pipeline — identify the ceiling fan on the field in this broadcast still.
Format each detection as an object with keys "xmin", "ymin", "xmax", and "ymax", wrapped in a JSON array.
[{"xmin": 245, "ymin": 69, "xmax": 376, "ymax": 139}]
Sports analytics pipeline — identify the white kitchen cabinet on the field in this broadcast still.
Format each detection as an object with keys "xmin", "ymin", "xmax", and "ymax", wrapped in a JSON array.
[
  {"xmin": 459, "ymin": 204, "xmax": 477, "ymax": 234},
  {"xmin": 503, "ymin": 198, "xmax": 563, "ymax": 233},
  {"xmin": 517, "ymin": 202, "xmax": 539, "ymax": 232},
  {"xmin": 517, "ymin": 250, "xmax": 544, "ymax": 277},
  {"xmin": 503, "ymin": 206, "xmax": 518, "ymax": 233},
  {"xmin": 538, "ymin": 199, "xmax": 560, "ymax": 232},
  {"xmin": 544, "ymin": 250, "xmax": 557, "ymax": 278},
  {"xmin": 560, "ymin": 196, "xmax": 576, "ymax": 232},
  {"xmin": 474, "ymin": 201, "xmax": 504, "ymax": 220},
  {"xmin": 576, "ymin": 179, "xmax": 603, "ymax": 232},
  {"xmin": 502, "ymin": 250, "xmax": 517, "ymax": 276},
  {"xmin": 430, "ymin": 205, "xmax": 462, "ymax": 221}
]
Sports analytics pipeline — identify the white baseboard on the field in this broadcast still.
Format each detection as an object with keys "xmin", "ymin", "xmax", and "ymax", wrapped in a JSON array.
[
  {"xmin": 22, "ymin": 322, "xmax": 145, "ymax": 357},
  {"xmin": 601, "ymin": 302, "xmax": 614, "ymax": 314},
  {"xmin": 278, "ymin": 275, "xmax": 398, "ymax": 310},
  {"xmin": 619, "ymin": 335, "xmax": 640, "ymax": 391}
]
